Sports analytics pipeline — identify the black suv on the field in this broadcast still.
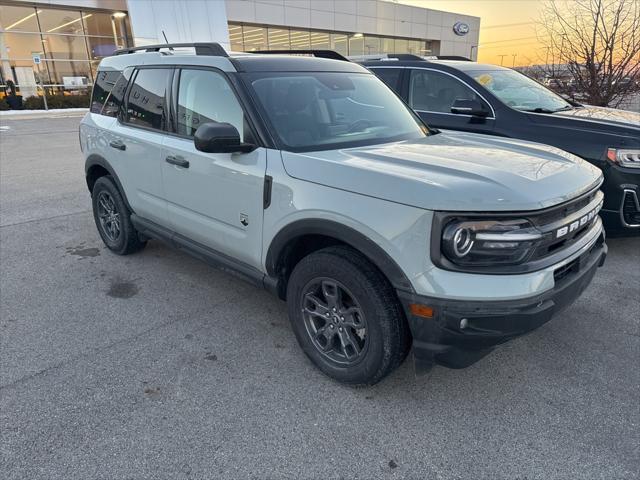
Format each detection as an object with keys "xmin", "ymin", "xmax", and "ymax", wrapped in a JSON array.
[{"xmin": 360, "ymin": 55, "xmax": 640, "ymax": 233}]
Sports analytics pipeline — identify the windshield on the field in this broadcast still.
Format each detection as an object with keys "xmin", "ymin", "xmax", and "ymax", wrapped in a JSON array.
[
  {"xmin": 248, "ymin": 72, "xmax": 428, "ymax": 151},
  {"xmin": 470, "ymin": 69, "xmax": 572, "ymax": 113}
]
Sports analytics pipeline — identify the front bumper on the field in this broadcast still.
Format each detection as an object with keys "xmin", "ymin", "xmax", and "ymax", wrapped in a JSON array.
[{"xmin": 398, "ymin": 233, "xmax": 607, "ymax": 371}]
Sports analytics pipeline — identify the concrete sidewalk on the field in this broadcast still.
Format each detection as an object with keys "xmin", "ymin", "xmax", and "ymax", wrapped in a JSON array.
[{"xmin": 0, "ymin": 108, "xmax": 88, "ymax": 120}]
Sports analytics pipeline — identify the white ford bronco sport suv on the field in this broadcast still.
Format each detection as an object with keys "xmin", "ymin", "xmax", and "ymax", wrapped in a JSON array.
[{"xmin": 80, "ymin": 43, "xmax": 607, "ymax": 386}]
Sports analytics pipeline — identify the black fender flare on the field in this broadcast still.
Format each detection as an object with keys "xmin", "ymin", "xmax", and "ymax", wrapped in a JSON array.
[
  {"xmin": 85, "ymin": 154, "xmax": 133, "ymax": 212},
  {"xmin": 265, "ymin": 219, "xmax": 415, "ymax": 293}
]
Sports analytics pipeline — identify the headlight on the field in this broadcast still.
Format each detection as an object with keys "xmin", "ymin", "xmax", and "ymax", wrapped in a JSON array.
[
  {"xmin": 607, "ymin": 148, "xmax": 640, "ymax": 169},
  {"xmin": 441, "ymin": 218, "xmax": 542, "ymax": 267}
]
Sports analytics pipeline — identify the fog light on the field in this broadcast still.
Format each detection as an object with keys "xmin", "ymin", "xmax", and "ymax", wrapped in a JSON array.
[{"xmin": 460, "ymin": 318, "xmax": 468, "ymax": 329}]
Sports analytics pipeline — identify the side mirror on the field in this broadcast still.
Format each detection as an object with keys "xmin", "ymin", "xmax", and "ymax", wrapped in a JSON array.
[
  {"xmin": 451, "ymin": 99, "xmax": 490, "ymax": 117},
  {"xmin": 194, "ymin": 122, "xmax": 256, "ymax": 153}
]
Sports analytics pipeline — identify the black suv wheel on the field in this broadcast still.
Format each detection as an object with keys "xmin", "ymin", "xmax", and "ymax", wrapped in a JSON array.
[
  {"xmin": 286, "ymin": 246, "xmax": 411, "ymax": 386},
  {"xmin": 91, "ymin": 176, "xmax": 146, "ymax": 255}
]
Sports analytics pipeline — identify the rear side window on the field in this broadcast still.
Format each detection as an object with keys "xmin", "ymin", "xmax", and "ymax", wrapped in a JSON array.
[
  {"xmin": 125, "ymin": 68, "xmax": 172, "ymax": 130},
  {"xmin": 90, "ymin": 70, "xmax": 120, "ymax": 114},
  {"xmin": 371, "ymin": 68, "xmax": 402, "ymax": 94}
]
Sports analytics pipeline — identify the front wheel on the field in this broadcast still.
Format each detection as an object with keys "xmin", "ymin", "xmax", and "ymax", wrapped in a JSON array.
[{"xmin": 286, "ymin": 246, "xmax": 411, "ymax": 386}]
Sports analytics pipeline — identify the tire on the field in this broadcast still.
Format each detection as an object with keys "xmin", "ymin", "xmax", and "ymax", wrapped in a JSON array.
[
  {"xmin": 91, "ymin": 176, "xmax": 146, "ymax": 255},
  {"xmin": 286, "ymin": 245, "xmax": 411, "ymax": 386}
]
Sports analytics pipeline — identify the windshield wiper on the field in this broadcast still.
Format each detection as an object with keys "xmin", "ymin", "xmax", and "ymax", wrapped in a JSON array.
[
  {"xmin": 522, "ymin": 106, "xmax": 574, "ymax": 114},
  {"xmin": 522, "ymin": 107, "xmax": 556, "ymax": 113}
]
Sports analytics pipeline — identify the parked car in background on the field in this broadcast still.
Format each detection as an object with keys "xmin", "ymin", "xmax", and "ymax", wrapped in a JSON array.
[
  {"xmin": 361, "ymin": 55, "xmax": 640, "ymax": 233},
  {"xmin": 81, "ymin": 44, "xmax": 607, "ymax": 385}
]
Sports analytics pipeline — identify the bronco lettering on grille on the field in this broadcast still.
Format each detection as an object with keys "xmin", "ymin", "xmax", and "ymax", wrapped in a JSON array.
[{"xmin": 555, "ymin": 202, "xmax": 602, "ymax": 239}]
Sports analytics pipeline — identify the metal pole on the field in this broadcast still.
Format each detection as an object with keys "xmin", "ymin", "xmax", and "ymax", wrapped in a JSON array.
[{"xmin": 37, "ymin": 63, "xmax": 48, "ymax": 110}]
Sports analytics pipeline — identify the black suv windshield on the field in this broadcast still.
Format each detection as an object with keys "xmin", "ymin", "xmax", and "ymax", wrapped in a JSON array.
[
  {"xmin": 470, "ymin": 69, "xmax": 572, "ymax": 113},
  {"xmin": 248, "ymin": 72, "xmax": 428, "ymax": 151}
]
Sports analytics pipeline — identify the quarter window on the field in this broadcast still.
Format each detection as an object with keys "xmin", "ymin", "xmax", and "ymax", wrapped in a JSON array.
[
  {"xmin": 90, "ymin": 70, "xmax": 121, "ymax": 114},
  {"xmin": 409, "ymin": 69, "xmax": 489, "ymax": 114},
  {"xmin": 176, "ymin": 69, "xmax": 244, "ymax": 139},
  {"xmin": 125, "ymin": 68, "xmax": 172, "ymax": 130},
  {"xmin": 103, "ymin": 68, "xmax": 133, "ymax": 118}
]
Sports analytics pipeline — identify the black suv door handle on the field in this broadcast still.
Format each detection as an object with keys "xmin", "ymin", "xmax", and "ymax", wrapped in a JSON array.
[
  {"xmin": 166, "ymin": 155, "xmax": 189, "ymax": 168},
  {"xmin": 109, "ymin": 140, "xmax": 126, "ymax": 151}
]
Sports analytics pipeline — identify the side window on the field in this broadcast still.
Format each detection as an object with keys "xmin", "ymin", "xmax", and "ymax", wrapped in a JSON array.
[
  {"xmin": 177, "ymin": 69, "xmax": 244, "ymax": 139},
  {"xmin": 125, "ymin": 68, "xmax": 172, "ymax": 130},
  {"xmin": 371, "ymin": 68, "xmax": 402, "ymax": 94},
  {"xmin": 409, "ymin": 69, "xmax": 488, "ymax": 114},
  {"xmin": 90, "ymin": 70, "xmax": 120, "ymax": 114},
  {"xmin": 102, "ymin": 67, "xmax": 133, "ymax": 118}
]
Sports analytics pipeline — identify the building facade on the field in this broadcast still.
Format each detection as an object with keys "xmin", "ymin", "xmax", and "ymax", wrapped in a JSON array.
[{"xmin": 1, "ymin": 0, "xmax": 479, "ymax": 99}]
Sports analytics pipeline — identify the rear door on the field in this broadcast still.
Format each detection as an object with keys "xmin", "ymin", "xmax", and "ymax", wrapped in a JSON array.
[
  {"xmin": 109, "ymin": 67, "xmax": 173, "ymax": 226},
  {"xmin": 161, "ymin": 67, "xmax": 267, "ymax": 270},
  {"xmin": 407, "ymin": 68, "xmax": 496, "ymax": 134}
]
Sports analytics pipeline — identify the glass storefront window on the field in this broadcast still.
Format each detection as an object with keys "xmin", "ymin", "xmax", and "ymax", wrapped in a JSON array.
[
  {"xmin": 37, "ymin": 9, "xmax": 84, "ymax": 35},
  {"xmin": 1, "ymin": 32, "xmax": 46, "ymax": 60},
  {"xmin": 348, "ymin": 35, "xmax": 364, "ymax": 56},
  {"xmin": 82, "ymin": 11, "xmax": 116, "ymax": 37},
  {"xmin": 229, "ymin": 24, "xmax": 243, "ymax": 52},
  {"xmin": 268, "ymin": 28, "xmax": 289, "ymax": 50},
  {"xmin": 394, "ymin": 39, "xmax": 408, "ymax": 54},
  {"xmin": 242, "ymin": 26, "xmax": 267, "ymax": 51},
  {"xmin": 364, "ymin": 36, "xmax": 380, "ymax": 55},
  {"xmin": 407, "ymin": 40, "xmax": 423, "ymax": 55},
  {"xmin": 41, "ymin": 34, "xmax": 89, "ymax": 61},
  {"xmin": 380, "ymin": 38, "xmax": 394, "ymax": 54},
  {"xmin": 86, "ymin": 36, "xmax": 120, "ymax": 60},
  {"xmin": 44, "ymin": 59, "xmax": 91, "ymax": 86},
  {"xmin": 331, "ymin": 34, "xmax": 348, "ymax": 56},
  {"xmin": 0, "ymin": 5, "xmax": 39, "ymax": 32},
  {"xmin": 310, "ymin": 31, "xmax": 329, "ymax": 49},
  {"xmin": 289, "ymin": 30, "xmax": 310, "ymax": 50}
]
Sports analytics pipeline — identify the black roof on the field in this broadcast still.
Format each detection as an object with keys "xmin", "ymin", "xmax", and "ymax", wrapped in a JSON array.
[
  {"xmin": 359, "ymin": 58, "xmax": 508, "ymax": 73},
  {"xmin": 232, "ymin": 54, "xmax": 368, "ymax": 73}
]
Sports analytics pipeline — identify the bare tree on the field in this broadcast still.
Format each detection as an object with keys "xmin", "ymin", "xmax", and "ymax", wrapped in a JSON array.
[{"xmin": 537, "ymin": 0, "xmax": 640, "ymax": 107}]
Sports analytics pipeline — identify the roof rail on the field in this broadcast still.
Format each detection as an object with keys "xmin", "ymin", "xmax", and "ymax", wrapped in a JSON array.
[
  {"xmin": 114, "ymin": 42, "xmax": 228, "ymax": 57},
  {"xmin": 252, "ymin": 49, "xmax": 348, "ymax": 61},
  {"xmin": 436, "ymin": 55, "xmax": 472, "ymax": 61},
  {"xmin": 348, "ymin": 53, "xmax": 426, "ymax": 62}
]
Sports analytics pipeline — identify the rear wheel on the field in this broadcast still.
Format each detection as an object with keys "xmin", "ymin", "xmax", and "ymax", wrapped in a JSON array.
[
  {"xmin": 91, "ymin": 176, "xmax": 146, "ymax": 255},
  {"xmin": 286, "ymin": 246, "xmax": 411, "ymax": 386}
]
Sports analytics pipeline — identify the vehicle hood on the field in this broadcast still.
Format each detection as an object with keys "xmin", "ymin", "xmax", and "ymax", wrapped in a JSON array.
[
  {"xmin": 280, "ymin": 131, "xmax": 603, "ymax": 212},
  {"xmin": 551, "ymin": 105, "xmax": 640, "ymax": 130}
]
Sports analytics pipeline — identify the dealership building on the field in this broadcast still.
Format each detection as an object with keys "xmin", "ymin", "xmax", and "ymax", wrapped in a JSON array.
[{"xmin": 0, "ymin": 0, "xmax": 480, "ymax": 97}]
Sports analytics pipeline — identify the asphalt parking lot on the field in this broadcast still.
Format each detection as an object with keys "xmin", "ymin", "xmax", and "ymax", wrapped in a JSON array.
[{"xmin": 1, "ymin": 115, "xmax": 639, "ymax": 479}]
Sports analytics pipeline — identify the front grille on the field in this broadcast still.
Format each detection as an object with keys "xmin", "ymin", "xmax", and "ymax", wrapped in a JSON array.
[
  {"xmin": 622, "ymin": 189, "xmax": 640, "ymax": 227},
  {"xmin": 532, "ymin": 188, "xmax": 599, "ymax": 227},
  {"xmin": 527, "ymin": 187, "xmax": 603, "ymax": 262}
]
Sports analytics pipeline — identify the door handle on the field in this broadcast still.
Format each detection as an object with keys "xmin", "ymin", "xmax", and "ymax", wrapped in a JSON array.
[
  {"xmin": 165, "ymin": 155, "xmax": 189, "ymax": 168},
  {"xmin": 109, "ymin": 140, "xmax": 126, "ymax": 151}
]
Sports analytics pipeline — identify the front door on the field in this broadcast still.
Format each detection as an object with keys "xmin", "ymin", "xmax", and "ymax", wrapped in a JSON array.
[
  {"xmin": 407, "ymin": 68, "xmax": 496, "ymax": 134},
  {"xmin": 161, "ymin": 68, "xmax": 267, "ymax": 270}
]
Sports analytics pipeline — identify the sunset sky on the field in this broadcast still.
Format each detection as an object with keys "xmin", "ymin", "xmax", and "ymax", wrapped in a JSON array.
[{"xmin": 405, "ymin": 0, "xmax": 557, "ymax": 66}]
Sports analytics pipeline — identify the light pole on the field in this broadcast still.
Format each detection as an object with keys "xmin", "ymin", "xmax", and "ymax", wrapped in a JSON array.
[
  {"xmin": 497, "ymin": 54, "xmax": 507, "ymax": 66},
  {"xmin": 512, "ymin": 53, "xmax": 517, "ymax": 67}
]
